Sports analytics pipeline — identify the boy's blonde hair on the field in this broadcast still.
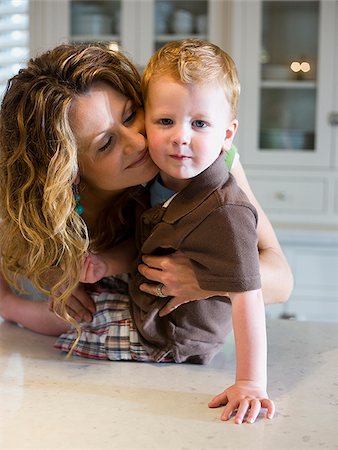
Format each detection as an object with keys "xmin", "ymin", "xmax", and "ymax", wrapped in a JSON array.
[
  {"xmin": 0, "ymin": 43, "xmax": 142, "ymax": 325},
  {"xmin": 142, "ymin": 39, "xmax": 240, "ymax": 119}
]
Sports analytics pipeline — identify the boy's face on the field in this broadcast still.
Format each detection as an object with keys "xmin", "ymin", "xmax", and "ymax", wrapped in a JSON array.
[{"xmin": 145, "ymin": 75, "xmax": 237, "ymax": 190}]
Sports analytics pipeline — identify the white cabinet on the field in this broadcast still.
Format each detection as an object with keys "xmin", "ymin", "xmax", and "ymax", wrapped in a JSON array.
[
  {"xmin": 28, "ymin": 0, "xmax": 338, "ymax": 228},
  {"xmin": 30, "ymin": 0, "xmax": 231, "ymax": 68},
  {"xmin": 231, "ymin": 1, "xmax": 338, "ymax": 322},
  {"xmin": 231, "ymin": 0, "xmax": 338, "ymax": 227},
  {"xmin": 266, "ymin": 229, "xmax": 338, "ymax": 322},
  {"xmin": 27, "ymin": 1, "xmax": 337, "ymax": 321}
]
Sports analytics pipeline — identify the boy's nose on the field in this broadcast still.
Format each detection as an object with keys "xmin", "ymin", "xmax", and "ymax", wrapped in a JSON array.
[{"xmin": 172, "ymin": 124, "xmax": 191, "ymax": 146}]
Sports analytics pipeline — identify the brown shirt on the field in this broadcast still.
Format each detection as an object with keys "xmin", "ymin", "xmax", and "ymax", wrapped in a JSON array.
[{"xmin": 129, "ymin": 153, "xmax": 261, "ymax": 364}]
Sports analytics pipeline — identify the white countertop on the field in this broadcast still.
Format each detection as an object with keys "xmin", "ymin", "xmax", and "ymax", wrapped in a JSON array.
[{"xmin": 0, "ymin": 317, "xmax": 337, "ymax": 450}]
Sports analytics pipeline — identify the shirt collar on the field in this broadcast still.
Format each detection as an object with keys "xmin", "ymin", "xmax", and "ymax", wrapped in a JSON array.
[{"xmin": 162, "ymin": 152, "xmax": 229, "ymax": 224}]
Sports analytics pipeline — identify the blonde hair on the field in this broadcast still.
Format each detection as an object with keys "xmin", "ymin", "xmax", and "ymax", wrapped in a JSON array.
[
  {"xmin": 0, "ymin": 43, "xmax": 142, "ymax": 325},
  {"xmin": 142, "ymin": 39, "xmax": 240, "ymax": 119}
]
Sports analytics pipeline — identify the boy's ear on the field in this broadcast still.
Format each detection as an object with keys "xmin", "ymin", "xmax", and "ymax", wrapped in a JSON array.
[{"xmin": 224, "ymin": 120, "xmax": 238, "ymax": 150}]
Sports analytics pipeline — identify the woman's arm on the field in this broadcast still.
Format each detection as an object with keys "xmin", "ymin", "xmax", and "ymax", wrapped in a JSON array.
[
  {"xmin": 0, "ymin": 272, "xmax": 71, "ymax": 335},
  {"xmin": 230, "ymin": 160, "xmax": 294, "ymax": 304}
]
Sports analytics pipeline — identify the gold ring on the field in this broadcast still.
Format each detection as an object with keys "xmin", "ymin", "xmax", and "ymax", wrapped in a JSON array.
[{"xmin": 156, "ymin": 283, "xmax": 166, "ymax": 298}]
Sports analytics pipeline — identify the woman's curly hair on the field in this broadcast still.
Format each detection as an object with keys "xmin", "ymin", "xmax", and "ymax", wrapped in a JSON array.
[{"xmin": 0, "ymin": 43, "xmax": 142, "ymax": 325}]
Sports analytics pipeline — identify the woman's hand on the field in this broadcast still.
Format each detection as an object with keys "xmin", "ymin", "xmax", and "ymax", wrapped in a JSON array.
[
  {"xmin": 208, "ymin": 381, "xmax": 275, "ymax": 424},
  {"xmin": 138, "ymin": 252, "xmax": 226, "ymax": 316}
]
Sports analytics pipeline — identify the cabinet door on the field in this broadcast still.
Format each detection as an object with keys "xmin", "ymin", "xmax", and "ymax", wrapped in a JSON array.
[
  {"xmin": 70, "ymin": 1, "xmax": 123, "ymax": 49},
  {"xmin": 280, "ymin": 241, "xmax": 338, "ymax": 322},
  {"xmin": 233, "ymin": 0, "xmax": 336, "ymax": 168},
  {"xmin": 133, "ymin": 0, "xmax": 231, "ymax": 68},
  {"xmin": 34, "ymin": 1, "xmax": 231, "ymax": 69}
]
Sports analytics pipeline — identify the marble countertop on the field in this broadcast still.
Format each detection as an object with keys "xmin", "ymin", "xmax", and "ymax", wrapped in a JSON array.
[{"xmin": 0, "ymin": 317, "xmax": 337, "ymax": 450}]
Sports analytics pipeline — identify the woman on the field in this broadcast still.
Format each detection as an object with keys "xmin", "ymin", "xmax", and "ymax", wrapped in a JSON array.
[{"xmin": 0, "ymin": 43, "xmax": 293, "ymax": 339}]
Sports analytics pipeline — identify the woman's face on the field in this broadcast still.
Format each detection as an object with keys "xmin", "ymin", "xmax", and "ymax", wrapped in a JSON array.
[{"xmin": 69, "ymin": 82, "xmax": 158, "ymax": 196}]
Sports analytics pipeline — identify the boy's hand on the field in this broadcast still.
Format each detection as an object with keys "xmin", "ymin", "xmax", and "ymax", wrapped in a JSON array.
[
  {"xmin": 50, "ymin": 283, "xmax": 96, "ymax": 323},
  {"xmin": 208, "ymin": 381, "xmax": 275, "ymax": 424},
  {"xmin": 79, "ymin": 253, "xmax": 109, "ymax": 284}
]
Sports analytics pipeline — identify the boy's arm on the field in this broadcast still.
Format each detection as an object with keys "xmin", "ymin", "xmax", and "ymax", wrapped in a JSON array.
[
  {"xmin": 80, "ymin": 239, "xmax": 137, "ymax": 283},
  {"xmin": 208, "ymin": 289, "xmax": 275, "ymax": 424}
]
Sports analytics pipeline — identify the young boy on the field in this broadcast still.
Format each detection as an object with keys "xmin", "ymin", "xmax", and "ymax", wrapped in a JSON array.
[{"xmin": 125, "ymin": 39, "xmax": 274, "ymax": 423}]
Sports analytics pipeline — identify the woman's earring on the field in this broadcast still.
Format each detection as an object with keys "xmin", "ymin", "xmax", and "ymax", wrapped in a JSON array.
[{"xmin": 74, "ymin": 185, "xmax": 84, "ymax": 216}]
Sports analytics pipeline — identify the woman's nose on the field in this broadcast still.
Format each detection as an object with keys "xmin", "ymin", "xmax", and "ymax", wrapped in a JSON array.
[
  {"xmin": 123, "ymin": 109, "xmax": 147, "ymax": 154},
  {"xmin": 123, "ymin": 127, "xmax": 146, "ymax": 155}
]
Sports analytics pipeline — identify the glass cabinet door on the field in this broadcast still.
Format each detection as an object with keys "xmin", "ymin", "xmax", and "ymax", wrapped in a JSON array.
[
  {"xmin": 70, "ymin": 0, "xmax": 121, "ymax": 48},
  {"xmin": 66, "ymin": 1, "xmax": 228, "ymax": 70},
  {"xmin": 259, "ymin": 1, "xmax": 318, "ymax": 152},
  {"xmin": 237, "ymin": 0, "xmax": 335, "ymax": 168},
  {"xmin": 68, "ymin": 1, "xmax": 210, "ymax": 65},
  {"xmin": 154, "ymin": 0, "xmax": 208, "ymax": 51}
]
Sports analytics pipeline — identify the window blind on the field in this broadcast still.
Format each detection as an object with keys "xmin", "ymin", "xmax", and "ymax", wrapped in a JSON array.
[{"xmin": 0, "ymin": 0, "xmax": 29, "ymax": 96}]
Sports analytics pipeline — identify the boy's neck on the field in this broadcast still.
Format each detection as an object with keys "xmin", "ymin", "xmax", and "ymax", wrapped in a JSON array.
[{"xmin": 159, "ymin": 172, "xmax": 191, "ymax": 192}]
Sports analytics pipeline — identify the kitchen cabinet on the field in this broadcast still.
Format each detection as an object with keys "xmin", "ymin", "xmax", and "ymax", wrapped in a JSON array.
[
  {"xmin": 29, "ymin": 0, "xmax": 231, "ymax": 68},
  {"xmin": 231, "ymin": 0, "xmax": 338, "ymax": 227},
  {"xmin": 265, "ymin": 228, "xmax": 338, "ymax": 322},
  {"xmin": 28, "ymin": 1, "xmax": 338, "ymax": 228},
  {"xmin": 28, "ymin": 0, "xmax": 338, "ymax": 322},
  {"xmin": 230, "ymin": 0, "xmax": 338, "ymax": 321}
]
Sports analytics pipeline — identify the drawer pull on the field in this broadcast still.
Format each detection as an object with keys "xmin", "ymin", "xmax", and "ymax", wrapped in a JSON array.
[
  {"xmin": 275, "ymin": 191, "xmax": 287, "ymax": 201},
  {"xmin": 329, "ymin": 112, "xmax": 338, "ymax": 126}
]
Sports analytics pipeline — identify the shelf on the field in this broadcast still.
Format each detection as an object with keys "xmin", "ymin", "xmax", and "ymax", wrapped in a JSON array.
[
  {"xmin": 70, "ymin": 34, "xmax": 120, "ymax": 43},
  {"xmin": 260, "ymin": 80, "xmax": 316, "ymax": 89},
  {"xmin": 155, "ymin": 33, "xmax": 207, "ymax": 42}
]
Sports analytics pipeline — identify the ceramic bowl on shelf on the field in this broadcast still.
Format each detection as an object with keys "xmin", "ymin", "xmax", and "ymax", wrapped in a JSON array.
[
  {"xmin": 261, "ymin": 64, "xmax": 292, "ymax": 80},
  {"xmin": 155, "ymin": 1, "xmax": 174, "ymax": 34},
  {"xmin": 260, "ymin": 129, "xmax": 315, "ymax": 150},
  {"xmin": 171, "ymin": 9, "xmax": 194, "ymax": 34},
  {"xmin": 72, "ymin": 13, "xmax": 113, "ymax": 36},
  {"xmin": 195, "ymin": 14, "xmax": 207, "ymax": 34}
]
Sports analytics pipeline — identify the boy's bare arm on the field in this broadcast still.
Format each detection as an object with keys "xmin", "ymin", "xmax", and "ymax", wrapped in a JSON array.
[
  {"xmin": 80, "ymin": 239, "xmax": 137, "ymax": 284},
  {"xmin": 208, "ymin": 289, "xmax": 275, "ymax": 424},
  {"xmin": 54, "ymin": 240, "xmax": 137, "ymax": 323}
]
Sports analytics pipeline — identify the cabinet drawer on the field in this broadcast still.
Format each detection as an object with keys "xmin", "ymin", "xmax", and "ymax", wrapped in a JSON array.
[
  {"xmin": 292, "ymin": 247, "xmax": 338, "ymax": 290},
  {"xmin": 249, "ymin": 177, "xmax": 325, "ymax": 213}
]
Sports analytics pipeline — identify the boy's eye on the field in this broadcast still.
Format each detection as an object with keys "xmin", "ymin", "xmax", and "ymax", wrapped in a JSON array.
[
  {"xmin": 124, "ymin": 110, "xmax": 137, "ymax": 124},
  {"xmin": 159, "ymin": 118, "xmax": 173, "ymax": 126},
  {"xmin": 193, "ymin": 120, "xmax": 207, "ymax": 128}
]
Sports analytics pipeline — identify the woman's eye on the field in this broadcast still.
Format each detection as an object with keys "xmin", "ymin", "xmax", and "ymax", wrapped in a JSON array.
[
  {"xmin": 124, "ymin": 110, "xmax": 137, "ymax": 124},
  {"xmin": 193, "ymin": 120, "xmax": 207, "ymax": 128},
  {"xmin": 159, "ymin": 118, "xmax": 173, "ymax": 126},
  {"xmin": 99, "ymin": 136, "xmax": 112, "ymax": 152}
]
